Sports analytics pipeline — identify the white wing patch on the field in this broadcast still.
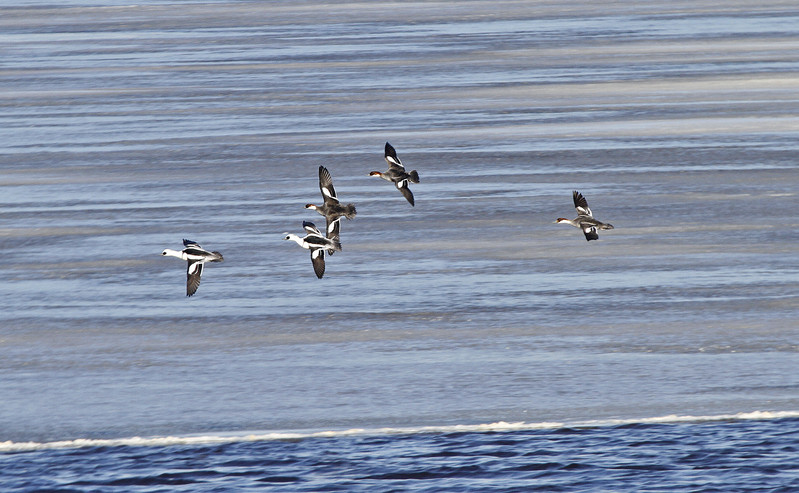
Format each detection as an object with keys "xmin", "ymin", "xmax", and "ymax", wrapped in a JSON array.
[
  {"xmin": 321, "ymin": 185, "xmax": 336, "ymax": 199},
  {"xmin": 187, "ymin": 261, "xmax": 203, "ymax": 275},
  {"xmin": 386, "ymin": 156, "xmax": 402, "ymax": 167}
]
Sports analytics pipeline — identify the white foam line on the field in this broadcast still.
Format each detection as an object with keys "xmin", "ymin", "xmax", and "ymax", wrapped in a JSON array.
[{"xmin": 3, "ymin": 410, "xmax": 798, "ymax": 454}]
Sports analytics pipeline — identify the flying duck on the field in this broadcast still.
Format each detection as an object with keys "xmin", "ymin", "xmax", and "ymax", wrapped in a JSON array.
[
  {"xmin": 283, "ymin": 221, "xmax": 342, "ymax": 279},
  {"xmin": 369, "ymin": 142, "xmax": 420, "ymax": 206},
  {"xmin": 555, "ymin": 190, "xmax": 615, "ymax": 241},
  {"xmin": 161, "ymin": 239, "xmax": 224, "ymax": 296},
  {"xmin": 305, "ymin": 165, "xmax": 356, "ymax": 239}
]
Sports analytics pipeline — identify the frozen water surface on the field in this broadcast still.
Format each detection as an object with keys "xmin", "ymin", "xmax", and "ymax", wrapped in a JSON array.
[{"xmin": 0, "ymin": 0, "xmax": 797, "ymax": 444}]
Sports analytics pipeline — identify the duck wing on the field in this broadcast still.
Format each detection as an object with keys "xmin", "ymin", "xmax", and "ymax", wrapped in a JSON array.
[
  {"xmin": 302, "ymin": 221, "xmax": 323, "ymax": 236},
  {"xmin": 325, "ymin": 218, "xmax": 341, "ymax": 256},
  {"xmin": 310, "ymin": 248, "xmax": 326, "ymax": 279},
  {"xmin": 318, "ymin": 165, "xmax": 339, "ymax": 205},
  {"xmin": 581, "ymin": 225, "xmax": 599, "ymax": 241},
  {"xmin": 186, "ymin": 260, "xmax": 204, "ymax": 296},
  {"xmin": 384, "ymin": 142, "xmax": 405, "ymax": 170},
  {"xmin": 397, "ymin": 180, "xmax": 415, "ymax": 206},
  {"xmin": 326, "ymin": 216, "xmax": 341, "ymax": 237},
  {"xmin": 572, "ymin": 190, "xmax": 593, "ymax": 217}
]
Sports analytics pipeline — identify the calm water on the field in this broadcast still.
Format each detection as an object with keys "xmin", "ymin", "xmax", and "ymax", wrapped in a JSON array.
[{"xmin": 1, "ymin": 0, "xmax": 798, "ymax": 490}]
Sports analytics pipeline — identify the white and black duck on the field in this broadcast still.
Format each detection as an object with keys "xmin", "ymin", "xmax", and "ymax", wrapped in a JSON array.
[
  {"xmin": 283, "ymin": 221, "xmax": 342, "ymax": 279},
  {"xmin": 161, "ymin": 239, "xmax": 224, "ymax": 296}
]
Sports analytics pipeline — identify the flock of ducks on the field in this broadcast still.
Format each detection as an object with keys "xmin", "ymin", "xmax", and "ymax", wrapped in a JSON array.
[
  {"xmin": 283, "ymin": 141, "xmax": 418, "ymax": 280},
  {"xmin": 161, "ymin": 142, "xmax": 614, "ymax": 296}
]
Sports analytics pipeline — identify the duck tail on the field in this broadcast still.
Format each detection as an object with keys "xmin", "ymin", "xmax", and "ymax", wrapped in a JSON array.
[
  {"xmin": 600, "ymin": 223, "xmax": 614, "ymax": 230},
  {"xmin": 409, "ymin": 170, "xmax": 420, "ymax": 183},
  {"xmin": 344, "ymin": 204, "xmax": 357, "ymax": 219}
]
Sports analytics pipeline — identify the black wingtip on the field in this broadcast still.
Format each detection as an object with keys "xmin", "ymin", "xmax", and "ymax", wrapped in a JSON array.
[
  {"xmin": 399, "ymin": 185, "xmax": 415, "ymax": 206},
  {"xmin": 312, "ymin": 251, "xmax": 325, "ymax": 279},
  {"xmin": 573, "ymin": 190, "xmax": 589, "ymax": 209}
]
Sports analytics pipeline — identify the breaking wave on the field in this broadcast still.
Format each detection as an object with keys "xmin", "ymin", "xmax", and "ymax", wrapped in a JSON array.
[{"xmin": 4, "ymin": 410, "xmax": 798, "ymax": 454}]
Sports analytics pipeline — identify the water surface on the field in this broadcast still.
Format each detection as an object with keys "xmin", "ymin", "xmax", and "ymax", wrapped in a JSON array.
[{"xmin": 1, "ymin": 0, "xmax": 797, "ymax": 454}]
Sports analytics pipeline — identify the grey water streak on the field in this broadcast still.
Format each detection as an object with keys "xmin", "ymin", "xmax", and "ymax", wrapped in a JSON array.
[{"xmin": 0, "ymin": 0, "xmax": 798, "ymax": 443}]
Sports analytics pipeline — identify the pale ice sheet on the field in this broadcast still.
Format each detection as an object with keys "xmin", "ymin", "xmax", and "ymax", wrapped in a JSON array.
[{"xmin": 0, "ymin": 0, "xmax": 798, "ymax": 442}]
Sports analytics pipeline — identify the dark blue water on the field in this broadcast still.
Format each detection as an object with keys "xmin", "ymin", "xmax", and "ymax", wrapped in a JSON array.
[{"xmin": 3, "ymin": 417, "xmax": 798, "ymax": 492}]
